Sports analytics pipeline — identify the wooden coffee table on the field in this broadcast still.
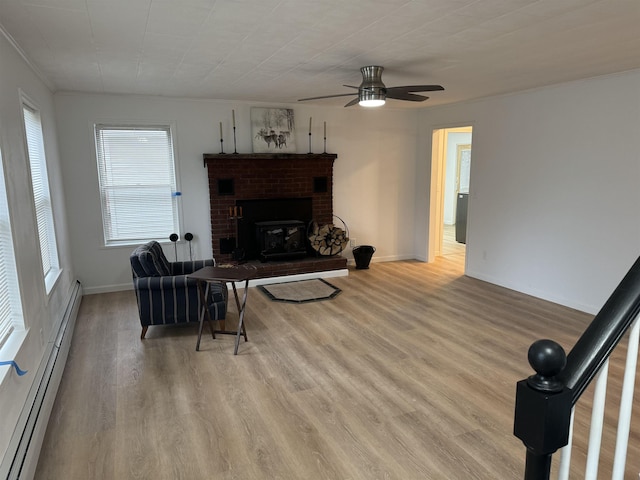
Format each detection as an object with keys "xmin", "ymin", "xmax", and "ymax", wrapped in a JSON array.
[{"xmin": 189, "ymin": 265, "xmax": 257, "ymax": 355}]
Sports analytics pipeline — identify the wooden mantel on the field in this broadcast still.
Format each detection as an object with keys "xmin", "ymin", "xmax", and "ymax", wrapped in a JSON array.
[{"xmin": 203, "ymin": 152, "xmax": 337, "ymax": 167}]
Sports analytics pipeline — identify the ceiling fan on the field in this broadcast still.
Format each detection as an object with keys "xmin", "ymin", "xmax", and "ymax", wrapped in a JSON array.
[{"xmin": 298, "ymin": 66, "xmax": 444, "ymax": 107}]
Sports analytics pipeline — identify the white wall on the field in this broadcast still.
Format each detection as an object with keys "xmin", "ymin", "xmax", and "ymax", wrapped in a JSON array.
[
  {"xmin": 53, "ymin": 93, "xmax": 419, "ymax": 293},
  {"xmin": 416, "ymin": 70, "xmax": 640, "ymax": 314},
  {"xmin": 0, "ymin": 32, "xmax": 75, "ymax": 464}
]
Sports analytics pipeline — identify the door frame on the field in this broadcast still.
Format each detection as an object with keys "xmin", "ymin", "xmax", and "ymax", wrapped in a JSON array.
[{"xmin": 428, "ymin": 125, "xmax": 472, "ymax": 263}]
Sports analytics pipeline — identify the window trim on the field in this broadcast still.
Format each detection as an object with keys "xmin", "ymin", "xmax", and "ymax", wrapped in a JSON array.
[
  {"xmin": 20, "ymin": 92, "xmax": 61, "ymax": 295},
  {"xmin": 93, "ymin": 122, "xmax": 182, "ymax": 247},
  {"xmin": 0, "ymin": 139, "xmax": 25, "ymax": 360}
]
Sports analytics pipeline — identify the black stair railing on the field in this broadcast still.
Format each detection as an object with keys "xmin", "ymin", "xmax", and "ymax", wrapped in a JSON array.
[{"xmin": 513, "ymin": 255, "xmax": 640, "ymax": 480}]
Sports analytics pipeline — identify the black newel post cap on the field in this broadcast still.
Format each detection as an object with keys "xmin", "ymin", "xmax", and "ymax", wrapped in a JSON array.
[
  {"xmin": 527, "ymin": 339, "xmax": 566, "ymax": 393},
  {"xmin": 514, "ymin": 338, "xmax": 572, "ymax": 456}
]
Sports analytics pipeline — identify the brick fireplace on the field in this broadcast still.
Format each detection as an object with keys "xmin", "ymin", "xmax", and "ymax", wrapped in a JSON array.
[{"xmin": 203, "ymin": 153, "xmax": 347, "ymax": 277}]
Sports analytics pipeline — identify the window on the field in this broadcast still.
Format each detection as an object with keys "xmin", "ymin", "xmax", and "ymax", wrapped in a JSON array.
[
  {"xmin": 94, "ymin": 125, "xmax": 180, "ymax": 246},
  {"xmin": 22, "ymin": 100, "xmax": 60, "ymax": 292},
  {"xmin": 0, "ymin": 147, "xmax": 23, "ymax": 351}
]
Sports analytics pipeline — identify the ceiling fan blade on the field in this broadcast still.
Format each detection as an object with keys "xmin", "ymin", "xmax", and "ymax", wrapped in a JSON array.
[
  {"xmin": 342, "ymin": 85, "xmax": 359, "ymax": 89},
  {"xmin": 298, "ymin": 93, "xmax": 357, "ymax": 102},
  {"xmin": 386, "ymin": 85, "xmax": 444, "ymax": 93},
  {"xmin": 385, "ymin": 91, "xmax": 428, "ymax": 102},
  {"xmin": 344, "ymin": 97, "xmax": 360, "ymax": 107}
]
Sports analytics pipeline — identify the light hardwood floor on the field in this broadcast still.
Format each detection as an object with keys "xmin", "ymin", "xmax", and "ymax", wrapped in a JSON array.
[
  {"xmin": 35, "ymin": 257, "xmax": 640, "ymax": 479},
  {"xmin": 442, "ymin": 223, "xmax": 466, "ymax": 257}
]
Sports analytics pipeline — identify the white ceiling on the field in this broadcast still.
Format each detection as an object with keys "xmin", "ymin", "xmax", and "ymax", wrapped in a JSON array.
[{"xmin": 1, "ymin": 0, "xmax": 639, "ymax": 108}]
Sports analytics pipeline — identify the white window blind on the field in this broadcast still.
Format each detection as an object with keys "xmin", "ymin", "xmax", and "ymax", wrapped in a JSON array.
[
  {"xmin": 22, "ymin": 103, "xmax": 60, "ymax": 286},
  {"xmin": 0, "ymin": 148, "xmax": 22, "ymax": 350},
  {"xmin": 94, "ymin": 125, "xmax": 179, "ymax": 246}
]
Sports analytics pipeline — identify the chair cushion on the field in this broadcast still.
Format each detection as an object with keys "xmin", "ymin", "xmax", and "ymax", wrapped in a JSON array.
[
  {"xmin": 147, "ymin": 241, "xmax": 171, "ymax": 274},
  {"xmin": 130, "ymin": 250, "xmax": 147, "ymax": 278},
  {"xmin": 130, "ymin": 241, "xmax": 171, "ymax": 277},
  {"xmin": 138, "ymin": 250, "xmax": 170, "ymax": 277}
]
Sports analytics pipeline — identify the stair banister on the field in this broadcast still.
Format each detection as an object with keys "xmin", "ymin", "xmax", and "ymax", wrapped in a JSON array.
[
  {"xmin": 514, "ymin": 255, "xmax": 640, "ymax": 480},
  {"xmin": 558, "ymin": 255, "xmax": 640, "ymax": 402}
]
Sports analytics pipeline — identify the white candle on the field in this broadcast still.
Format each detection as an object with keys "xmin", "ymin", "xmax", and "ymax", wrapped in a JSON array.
[
  {"xmin": 219, "ymin": 122, "xmax": 223, "ymax": 139},
  {"xmin": 309, "ymin": 116, "xmax": 312, "ymax": 134},
  {"xmin": 324, "ymin": 121, "xmax": 326, "ymax": 137},
  {"xmin": 232, "ymin": 110, "xmax": 235, "ymax": 128}
]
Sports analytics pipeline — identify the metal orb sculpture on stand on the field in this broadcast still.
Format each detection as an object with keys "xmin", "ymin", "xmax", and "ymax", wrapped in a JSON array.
[
  {"xmin": 169, "ymin": 233, "xmax": 179, "ymax": 261},
  {"xmin": 184, "ymin": 232, "xmax": 194, "ymax": 261}
]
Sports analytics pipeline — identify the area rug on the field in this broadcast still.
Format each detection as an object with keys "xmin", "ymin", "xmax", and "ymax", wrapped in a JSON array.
[{"xmin": 258, "ymin": 278, "xmax": 341, "ymax": 303}]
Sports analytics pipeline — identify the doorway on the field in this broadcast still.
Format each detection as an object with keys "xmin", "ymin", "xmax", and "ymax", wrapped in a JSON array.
[{"xmin": 429, "ymin": 126, "xmax": 472, "ymax": 264}]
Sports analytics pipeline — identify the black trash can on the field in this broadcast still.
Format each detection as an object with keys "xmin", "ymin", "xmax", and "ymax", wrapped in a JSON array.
[{"xmin": 353, "ymin": 245, "xmax": 375, "ymax": 269}]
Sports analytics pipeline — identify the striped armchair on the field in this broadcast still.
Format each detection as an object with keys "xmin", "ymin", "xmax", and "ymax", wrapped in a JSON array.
[{"xmin": 130, "ymin": 241, "xmax": 227, "ymax": 339}]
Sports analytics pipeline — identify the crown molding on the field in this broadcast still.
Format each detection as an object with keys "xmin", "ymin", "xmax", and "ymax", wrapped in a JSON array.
[{"xmin": 0, "ymin": 22, "xmax": 56, "ymax": 92}]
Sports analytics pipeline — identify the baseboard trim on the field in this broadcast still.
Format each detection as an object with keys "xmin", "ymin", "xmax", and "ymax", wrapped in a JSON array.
[{"xmin": 83, "ymin": 282, "xmax": 132, "ymax": 295}]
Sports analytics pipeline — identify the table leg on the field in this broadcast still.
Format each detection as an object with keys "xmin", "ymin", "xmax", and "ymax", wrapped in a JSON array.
[
  {"xmin": 230, "ymin": 283, "xmax": 245, "ymax": 340},
  {"xmin": 233, "ymin": 279, "xmax": 250, "ymax": 355},
  {"xmin": 196, "ymin": 280, "xmax": 214, "ymax": 351}
]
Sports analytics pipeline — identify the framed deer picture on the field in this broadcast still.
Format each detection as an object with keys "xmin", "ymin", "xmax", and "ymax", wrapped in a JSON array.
[{"xmin": 251, "ymin": 107, "xmax": 296, "ymax": 153}]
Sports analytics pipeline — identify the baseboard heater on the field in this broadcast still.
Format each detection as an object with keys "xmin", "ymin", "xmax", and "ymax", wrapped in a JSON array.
[{"xmin": 2, "ymin": 280, "xmax": 82, "ymax": 480}]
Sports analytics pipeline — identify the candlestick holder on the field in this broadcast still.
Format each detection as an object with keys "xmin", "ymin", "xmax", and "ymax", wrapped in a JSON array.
[
  {"xmin": 308, "ymin": 132, "xmax": 312, "ymax": 154},
  {"xmin": 219, "ymin": 138, "xmax": 225, "ymax": 154},
  {"xmin": 232, "ymin": 127, "xmax": 238, "ymax": 154},
  {"xmin": 228, "ymin": 207, "xmax": 243, "ymax": 220}
]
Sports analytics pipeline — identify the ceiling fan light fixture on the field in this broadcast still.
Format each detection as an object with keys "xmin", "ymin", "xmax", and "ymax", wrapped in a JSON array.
[
  {"xmin": 359, "ymin": 90, "xmax": 386, "ymax": 107},
  {"xmin": 359, "ymin": 98, "xmax": 386, "ymax": 107}
]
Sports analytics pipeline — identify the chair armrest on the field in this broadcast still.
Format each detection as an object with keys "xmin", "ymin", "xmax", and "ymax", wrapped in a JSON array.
[
  {"xmin": 134, "ymin": 275, "xmax": 197, "ymax": 291},
  {"xmin": 170, "ymin": 259, "xmax": 215, "ymax": 275}
]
